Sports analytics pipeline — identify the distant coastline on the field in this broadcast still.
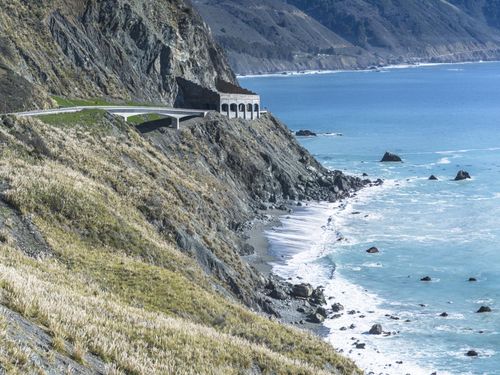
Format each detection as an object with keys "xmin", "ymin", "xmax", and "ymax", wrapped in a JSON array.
[{"xmin": 237, "ymin": 59, "xmax": 500, "ymax": 79}]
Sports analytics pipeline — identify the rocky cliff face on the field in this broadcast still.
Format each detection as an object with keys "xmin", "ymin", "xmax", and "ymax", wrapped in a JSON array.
[
  {"xmin": 0, "ymin": 0, "xmax": 235, "ymax": 111},
  {"xmin": 194, "ymin": 0, "xmax": 500, "ymax": 74},
  {"xmin": 193, "ymin": 0, "xmax": 378, "ymax": 74}
]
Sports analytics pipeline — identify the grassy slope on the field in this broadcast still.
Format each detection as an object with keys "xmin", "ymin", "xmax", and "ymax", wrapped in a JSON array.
[{"xmin": 0, "ymin": 113, "xmax": 361, "ymax": 374}]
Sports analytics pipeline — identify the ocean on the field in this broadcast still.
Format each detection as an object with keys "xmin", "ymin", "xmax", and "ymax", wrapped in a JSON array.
[{"xmin": 241, "ymin": 62, "xmax": 500, "ymax": 375}]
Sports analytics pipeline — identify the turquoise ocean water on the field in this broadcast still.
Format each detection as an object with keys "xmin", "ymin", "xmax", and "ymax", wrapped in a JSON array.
[{"xmin": 242, "ymin": 63, "xmax": 500, "ymax": 375}]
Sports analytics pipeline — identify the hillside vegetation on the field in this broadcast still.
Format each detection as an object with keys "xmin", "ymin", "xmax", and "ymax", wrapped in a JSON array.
[{"xmin": 0, "ymin": 112, "xmax": 362, "ymax": 374}]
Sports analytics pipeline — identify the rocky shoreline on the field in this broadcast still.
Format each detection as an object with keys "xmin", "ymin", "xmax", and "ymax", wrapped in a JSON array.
[{"xmin": 242, "ymin": 178, "xmax": 384, "ymax": 337}]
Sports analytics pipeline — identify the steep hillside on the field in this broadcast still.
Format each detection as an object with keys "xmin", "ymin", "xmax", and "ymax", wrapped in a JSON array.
[
  {"xmin": 289, "ymin": 0, "xmax": 500, "ymax": 64},
  {"xmin": 0, "ymin": 0, "xmax": 235, "ymax": 111},
  {"xmin": 193, "ymin": 0, "xmax": 379, "ymax": 74},
  {"xmin": 0, "ymin": 111, "xmax": 362, "ymax": 374},
  {"xmin": 194, "ymin": 0, "xmax": 500, "ymax": 74}
]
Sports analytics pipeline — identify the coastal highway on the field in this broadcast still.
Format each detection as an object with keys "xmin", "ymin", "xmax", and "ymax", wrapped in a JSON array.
[{"xmin": 8, "ymin": 106, "xmax": 209, "ymax": 129}]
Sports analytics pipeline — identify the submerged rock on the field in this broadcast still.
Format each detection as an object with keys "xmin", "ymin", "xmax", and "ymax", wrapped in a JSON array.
[
  {"xmin": 295, "ymin": 130, "xmax": 317, "ymax": 137},
  {"xmin": 380, "ymin": 152, "xmax": 402, "ymax": 162},
  {"xmin": 477, "ymin": 306, "xmax": 492, "ymax": 313},
  {"xmin": 366, "ymin": 246, "xmax": 379, "ymax": 254},
  {"xmin": 454, "ymin": 170, "xmax": 471, "ymax": 181},
  {"xmin": 368, "ymin": 324, "xmax": 383, "ymax": 335},
  {"xmin": 420, "ymin": 276, "xmax": 432, "ymax": 282}
]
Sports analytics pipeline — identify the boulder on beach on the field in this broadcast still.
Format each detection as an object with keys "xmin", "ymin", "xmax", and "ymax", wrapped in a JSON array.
[
  {"xmin": 477, "ymin": 306, "xmax": 492, "ymax": 313},
  {"xmin": 380, "ymin": 152, "xmax": 402, "ymax": 162},
  {"xmin": 295, "ymin": 130, "xmax": 317, "ymax": 137},
  {"xmin": 420, "ymin": 276, "xmax": 432, "ymax": 282},
  {"xmin": 366, "ymin": 246, "xmax": 379, "ymax": 254},
  {"xmin": 368, "ymin": 324, "xmax": 383, "ymax": 335},
  {"xmin": 307, "ymin": 312, "xmax": 325, "ymax": 324},
  {"xmin": 454, "ymin": 170, "xmax": 471, "ymax": 181},
  {"xmin": 292, "ymin": 283, "xmax": 313, "ymax": 298},
  {"xmin": 429, "ymin": 175, "xmax": 438, "ymax": 180},
  {"xmin": 355, "ymin": 343, "xmax": 366, "ymax": 349}
]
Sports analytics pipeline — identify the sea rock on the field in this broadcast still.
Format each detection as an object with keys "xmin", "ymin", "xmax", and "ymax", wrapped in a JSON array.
[
  {"xmin": 331, "ymin": 303, "xmax": 344, "ymax": 312},
  {"xmin": 429, "ymin": 175, "xmax": 438, "ymax": 180},
  {"xmin": 355, "ymin": 343, "xmax": 366, "ymax": 349},
  {"xmin": 440, "ymin": 312, "xmax": 449, "ymax": 317},
  {"xmin": 454, "ymin": 170, "xmax": 471, "ymax": 181},
  {"xmin": 477, "ymin": 306, "xmax": 492, "ymax": 313},
  {"xmin": 295, "ymin": 130, "xmax": 317, "ymax": 137},
  {"xmin": 292, "ymin": 283, "xmax": 313, "ymax": 298},
  {"xmin": 380, "ymin": 152, "xmax": 402, "ymax": 162},
  {"xmin": 466, "ymin": 350, "xmax": 478, "ymax": 357},
  {"xmin": 420, "ymin": 276, "xmax": 432, "ymax": 282},
  {"xmin": 307, "ymin": 312, "xmax": 325, "ymax": 324},
  {"xmin": 468, "ymin": 277, "xmax": 477, "ymax": 282},
  {"xmin": 368, "ymin": 324, "xmax": 383, "ymax": 335},
  {"xmin": 366, "ymin": 246, "xmax": 379, "ymax": 254},
  {"xmin": 310, "ymin": 286, "xmax": 327, "ymax": 306}
]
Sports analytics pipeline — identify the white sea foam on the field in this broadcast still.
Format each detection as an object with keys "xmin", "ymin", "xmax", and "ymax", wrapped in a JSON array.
[
  {"xmin": 438, "ymin": 157, "xmax": 452, "ymax": 164},
  {"xmin": 265, "ymin": 181, "xmax": 453, "ymax": 375}
]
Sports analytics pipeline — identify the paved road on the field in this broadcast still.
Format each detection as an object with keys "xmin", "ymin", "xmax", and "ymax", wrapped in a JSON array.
[{"xmin": 9, "ymin": 106, "xmax": 209, "ymax": 129}]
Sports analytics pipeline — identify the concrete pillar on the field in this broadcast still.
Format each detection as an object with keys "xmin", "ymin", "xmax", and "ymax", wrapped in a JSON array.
[
  {"xmin": 173, "ymin": 117, "xmax": 180, "ymax": 130},
  {"xmin": 235, "ymin": 103, "xmax": 239, "ymax": 119}
]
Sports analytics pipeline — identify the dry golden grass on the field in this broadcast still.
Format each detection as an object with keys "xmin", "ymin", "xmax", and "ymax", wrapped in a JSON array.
[{"xmin": 0, "ymin": 114, "xmax": 362, "ymax": 374}]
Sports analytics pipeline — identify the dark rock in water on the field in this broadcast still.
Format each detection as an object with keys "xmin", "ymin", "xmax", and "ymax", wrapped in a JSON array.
[
  {"xmin": 440, "ymin": 312, "xmax": 449, "ymax": 317},
  {"xmin": 362, "ymin": 173, "xmax": 368, "ymax": 177},
  {"xmin": 381, "ymin": 152, "xmax": 402, "ymax": 162},
  {"xmin": 310, "ymin": 287, "xmax": 327, "ymax": 306},
  {"xmin": 355, "ymin": 343, "xmax": 366, "ymax": 349},
  {"xmin": 366, "ymin": 246, "xmax": 379, "ymax": 254},
  {"xmin": 368, "ymin": 324, "xmax": 383, "ymax": 335},
  {"xmin": 420, "ymin": 276, "xmax": 432, "ymax": 282},
  {"xmin": 292, "ymin": 283, "xmax": 313, "ymax": 298},
  {"xmin": 307, "ymin": 312, "xmax": 325, "ymax": 324},
  {"xmin": 429, "ymin": 175, "xmax": 438, "ymax": 180},
  {"xmin": 468, "ymin": 277, "xmax": 477, "ymax": 282},
  {"xmin": 477, "ymin": 306, "xmax": 492, "ymax": 313},
  {"xmin": 331, "ymin": 302, "xmax": 344, "ymax": 312},
  {"xmin": 295, "ymin": 130, "xmax": 317, "ymax": 137},
  {"xmin": 455, "ymin": 170, "xmax": 471, "ymax": 181},
  {"xmin": 466, "ymin": 350, "xmax": 478, "ymax": 357}
]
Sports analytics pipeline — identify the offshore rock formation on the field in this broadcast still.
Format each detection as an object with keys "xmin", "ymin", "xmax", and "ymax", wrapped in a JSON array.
[{"xmin": 0, "ymin": 0, "xmax": 235, "ymax": 111}]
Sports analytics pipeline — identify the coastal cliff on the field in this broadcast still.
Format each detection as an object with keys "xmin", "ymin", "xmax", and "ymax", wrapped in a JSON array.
[
  {"xmin": 0, "ymin": 0, "xmax": 235, "ymax": 112},
  {"xmin": 194, "ymin": 0, "xmax": 500, "ymax": 75}
]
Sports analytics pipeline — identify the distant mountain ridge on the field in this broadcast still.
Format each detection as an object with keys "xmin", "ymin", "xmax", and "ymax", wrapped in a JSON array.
[{"xmin": 194, "ymin": 0, "xmax": 500, "ymax": 74}]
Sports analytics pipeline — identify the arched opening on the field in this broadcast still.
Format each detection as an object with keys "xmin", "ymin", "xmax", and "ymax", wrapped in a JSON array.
[
  {"xmin": 239, "ymin": 103, "xmax": 245, "ymax": 112},
  {"xmin": 254, "ymin": 103, "xmax": 259, "ymax": 112},
  {"xmin": 230, "ymin": 103, "xmax": 237, "ymax": 112},
  {"xmin": 247, "ymin": 104, "xmax": 253, "ymax": 112},
  {"xmin": 221, "ymin": 103, "xmax": 229, "ymax": 114}
]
